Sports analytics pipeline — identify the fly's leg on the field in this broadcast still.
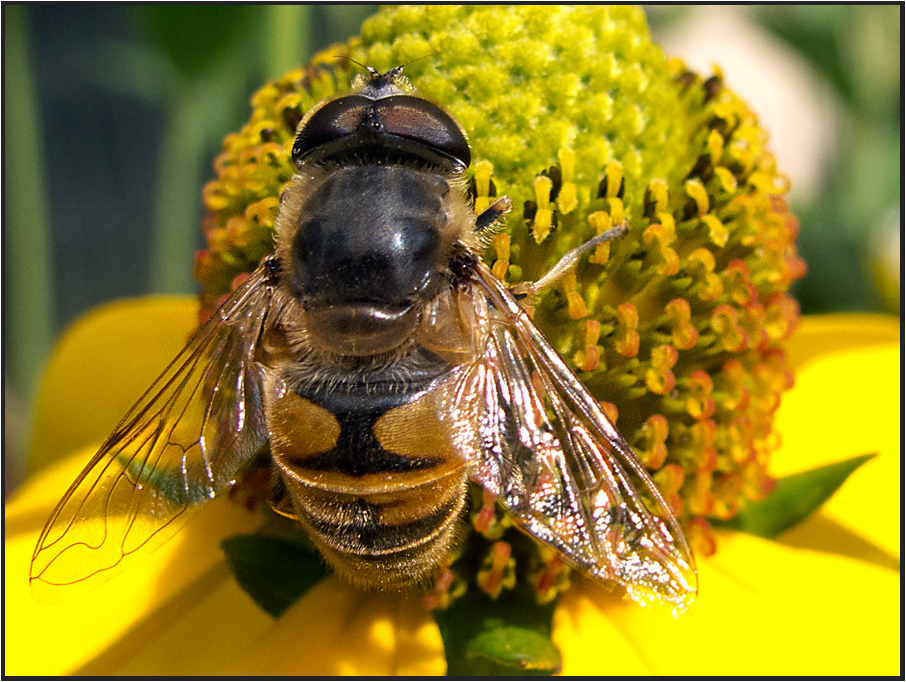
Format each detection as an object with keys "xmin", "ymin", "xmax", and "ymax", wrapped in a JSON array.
[
  {"xmin": 511, "ymin": 222, "xmax": 629, "ymax": 299},
  {"xmin": 472, "ymin": 195, "xmax": 628, "ymax": 296}
]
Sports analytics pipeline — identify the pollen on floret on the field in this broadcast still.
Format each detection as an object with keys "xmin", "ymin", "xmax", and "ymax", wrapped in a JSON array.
[
  {"xmin": 701, "ymin": 214, "xmax": 729, "ymax": 248},
  {"xmin": 722, "ymin": 260, "xmax": 757, "ymax": 306},
  {"xmin": 202, "ymin": 179, "xmax": 232, "ymax": 212},
  {"xmin": 684, "ymin": 178, "xmax": 710, "ymax": 216},
  {"xmin": 423, "ymin": 559, "xmax": 466, "ymax": 611},
  {"xmin": 473, "ymin": 159, "xmax": 495, "ymax": 215},
  {"xmin": 684, "ymin": 370, "xmax": 716, "ymax": 420},
  {"xmin": 713, "ymin": 166, "xmax": 738, "ymax": 193},
  {"xmin": 561, "ymin": 272, "xmax": 588, "ymax": 320},
  {"xmin": 663, "ymin": 298, "xmax": 699, "ymax": 350},
  {"xmin": 710, "ymin": 304, "xmax": 749, "ymax": 353},
  {"xmin": 635, "ymin": 414, "xmax": 669, "ymax": 469},
  {"xmin": 750, "ymin": 354, "xmax": 794, "ymax": 415},
  {"xmin": 685, "ymin": 248, "xmax": 724, "ymax": 301},
  {"xmin": 642, "ymin": 223, "xmax": 680, "ymax": 276},
  {"xmin": 759, "ymin": 238, "xmax": 807, "ymax": 286},
  {"xmin": 472, "ymin": 488, "xmax": 505, "ymax": 539},
  {"xmin": 556, "ymin": 147, "xmax": 578, "ymax": 215},
  {"xmin": 762, "ymin": 292, "xmax": 800, "ymax": 341},
  {"xmin": 688, "ymin": 420, "xmax": 718, "ymax": 474},
  {"xmin": 644, "ymin": 344, "xmax": 678, "ymax": 395},
  {"xmin": 599, "ymin": 159, "xmax": 624, "ymax": 200},
  {"xmin": 531, "ymin": 175, "xmax": 555, "ymax": 244},
  {"xmin": 587, "ymin": 211, "xmax": 616, "ymax": 265},
  {"xmin": 604, "ymin": 196, "xmax": 625, "ymax": 226},
  {"xmin": 207, "ymin": 226, "xmax": 231, "ymax": 254},
  {"xmin": 613, "ymin": 302, "xmax": 640, "ymax": 357},
  {"xmin": 226, "ymin": 215, "xmax": 253, "ymax": 249},
  {"xmin": 706, "ymin": 129, "xmax": 724, "ymax": 165},
  {"xmin": 477, "ymin": 541, "xmax": 516, "ymax": 599},
  {"xmin": 643, "ymin": 177, "xmax": 669, "ymax": 217},
  {"xmin": 725, "ymin": 416, "xmax": 755, "ymax": 465},
  {"xmin": 739, "ymin": 303, "xmax": 770, "ymax": 354},
  {"xmin": 714, "ymin": 359, "xmax": 751, "ymax": 412},
  {"xmin": 573, "ymin": 319, "xmax": 602, "ymax": 372},
  {"xmin": 657, "ymin": 211, "xmax": 676, "ymax": 237},
  {"xmin": 246, "ymin": 196, "xmax": 280, "ymax": 228},
  {"xmin": 531, "ymin": 548, "xmax": 571, "ymax": 605}
]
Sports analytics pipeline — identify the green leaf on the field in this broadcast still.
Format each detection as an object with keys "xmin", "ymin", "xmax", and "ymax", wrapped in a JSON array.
[
  {"xmin": 221, "ymin": 534, "xmax": 329, "ymax": 617},
  {"xmin": 715, "ymin": 453, "xmax": 876, "ymax": 538},
  {"xmin": 435, "ymin": 588, "xmax": 561, "ymax": 676}
]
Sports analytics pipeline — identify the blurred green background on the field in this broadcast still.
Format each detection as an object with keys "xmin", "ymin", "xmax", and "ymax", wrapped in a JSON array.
[{"xmin": 3, "ymin": 5, "xmax": 901, "ymax": 487}]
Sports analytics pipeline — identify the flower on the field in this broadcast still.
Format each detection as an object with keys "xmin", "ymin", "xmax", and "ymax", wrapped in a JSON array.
[
  {"xmin": 5, "ymin": 305, "xmax": 898, "ymax": 675},
  {"xmin": 196, "ymin": 7, "xmax": 806, "ymax": 589},
  {"xmin": 6, "ymin": 5, "xmax": 896, "ymax": 676}
]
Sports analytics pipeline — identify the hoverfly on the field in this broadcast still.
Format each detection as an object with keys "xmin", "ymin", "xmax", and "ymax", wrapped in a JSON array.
[{"xmin": 31, "ymin": 65, "xmax": 697, "ymax": 612}]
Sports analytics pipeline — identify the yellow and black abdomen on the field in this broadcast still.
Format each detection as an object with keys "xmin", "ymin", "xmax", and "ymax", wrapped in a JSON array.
[{"xmin": 267, "ymin": 355, "xmax": 468, "ymax": 587}]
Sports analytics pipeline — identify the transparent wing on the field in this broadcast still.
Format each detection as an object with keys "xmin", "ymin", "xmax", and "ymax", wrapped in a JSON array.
[
  {"xmin": 444, "ymin": 261, "xmax": 697, "ymax": 613},
  {"xmin": 30, "ymin": 264, "xmax": 280, "ymax": 598}
]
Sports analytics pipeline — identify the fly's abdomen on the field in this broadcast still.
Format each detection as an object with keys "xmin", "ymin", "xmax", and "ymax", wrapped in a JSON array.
[{"xmin": 267, "ymin": 359, "xmax": 468, "ymax": 587}]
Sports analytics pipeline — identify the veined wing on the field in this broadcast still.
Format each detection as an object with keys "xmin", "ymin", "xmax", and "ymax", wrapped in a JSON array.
[
  {"xmin": 30, "ymin": 263, "xmax": 280, "ymax": 599},
  {"xmin": 445, "ymin": 260, "xmax": 697, "ymax": 613}
]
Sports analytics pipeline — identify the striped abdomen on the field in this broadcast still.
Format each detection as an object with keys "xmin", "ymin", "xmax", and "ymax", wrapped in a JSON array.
[{"xmin": 266, "ymin": 356, "xmax": 468, "ymax": 587}]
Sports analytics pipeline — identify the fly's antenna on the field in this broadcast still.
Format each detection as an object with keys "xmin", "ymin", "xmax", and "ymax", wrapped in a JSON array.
[
  {"xmin": 338, "ymin": 53, "xmax": 436, "ymax": 80},
  {"xmin": 336, "ymin": 55, "xmax": 379, "ymax": 77},
  {"xmin": 397, "ymin": 52, "xmax": 436, "ymax": 71}
]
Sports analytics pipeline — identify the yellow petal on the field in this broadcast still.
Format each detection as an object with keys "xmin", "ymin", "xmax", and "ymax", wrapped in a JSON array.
[
  {"xmin": 772, "ymin": 315, "xmax": 900, "ymax": 558},
  {"xmin": 85, "ymin": 566, "xmax": 272, "ymax": 676},
  {"xmin": 6, "ymin": 434, "xmax": 92, "ymax": 526},
  {"xmin": 556, "ymin": 531, "xmax": 899, "ymax": 675},
  {"xmin": 784, "ymin": 313, "xmax": 899, "ymax": 369},
  {"xmin": 553, "ymin": 590, "xmax": 648, "ymax": 675},
  {"xmin": 29, "ymin": 296, "xmax": 198, "ymax": 472},
  {"xmin": 226, "ymin": 577, "xmax": 445, "ymax": 676},
  {"xmin": 5, "ymin": 446, "xmax": 262, "ymax": 676}
]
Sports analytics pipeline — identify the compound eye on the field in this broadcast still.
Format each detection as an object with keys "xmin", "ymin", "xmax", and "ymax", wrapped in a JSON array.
[
  {"xmin": 291, "ymin": 96, "xmax": 372, "ymax": 165},
  {"xmin": 291, "ymin": 93, "xmax": 471, "ymax": 169},
  {"xmin": 374, "ymin": 96, "xmax": 471, "ymax": 168}
]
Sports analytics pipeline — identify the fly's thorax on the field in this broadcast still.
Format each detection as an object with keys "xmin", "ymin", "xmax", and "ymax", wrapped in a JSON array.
[
  {"xmin": 273, "ymin": 163, "xmax": 475, "ymax": 359},
  {"xmin": 264, "ymin": 347, "xmax": 470, "ymax": 587}
]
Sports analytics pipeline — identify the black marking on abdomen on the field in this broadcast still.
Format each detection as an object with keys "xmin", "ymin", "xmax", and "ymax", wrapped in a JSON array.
[
  {"xmin": 287, "ymin": 347, "xmax": 454, "ymax": 477},
  {"xmin": 294, "ymin": 406, "xmax": 443, "ymax": 475},
  {"xmin": 302, "ymin": 493, "xmax": 462, "ymax": 555}
]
